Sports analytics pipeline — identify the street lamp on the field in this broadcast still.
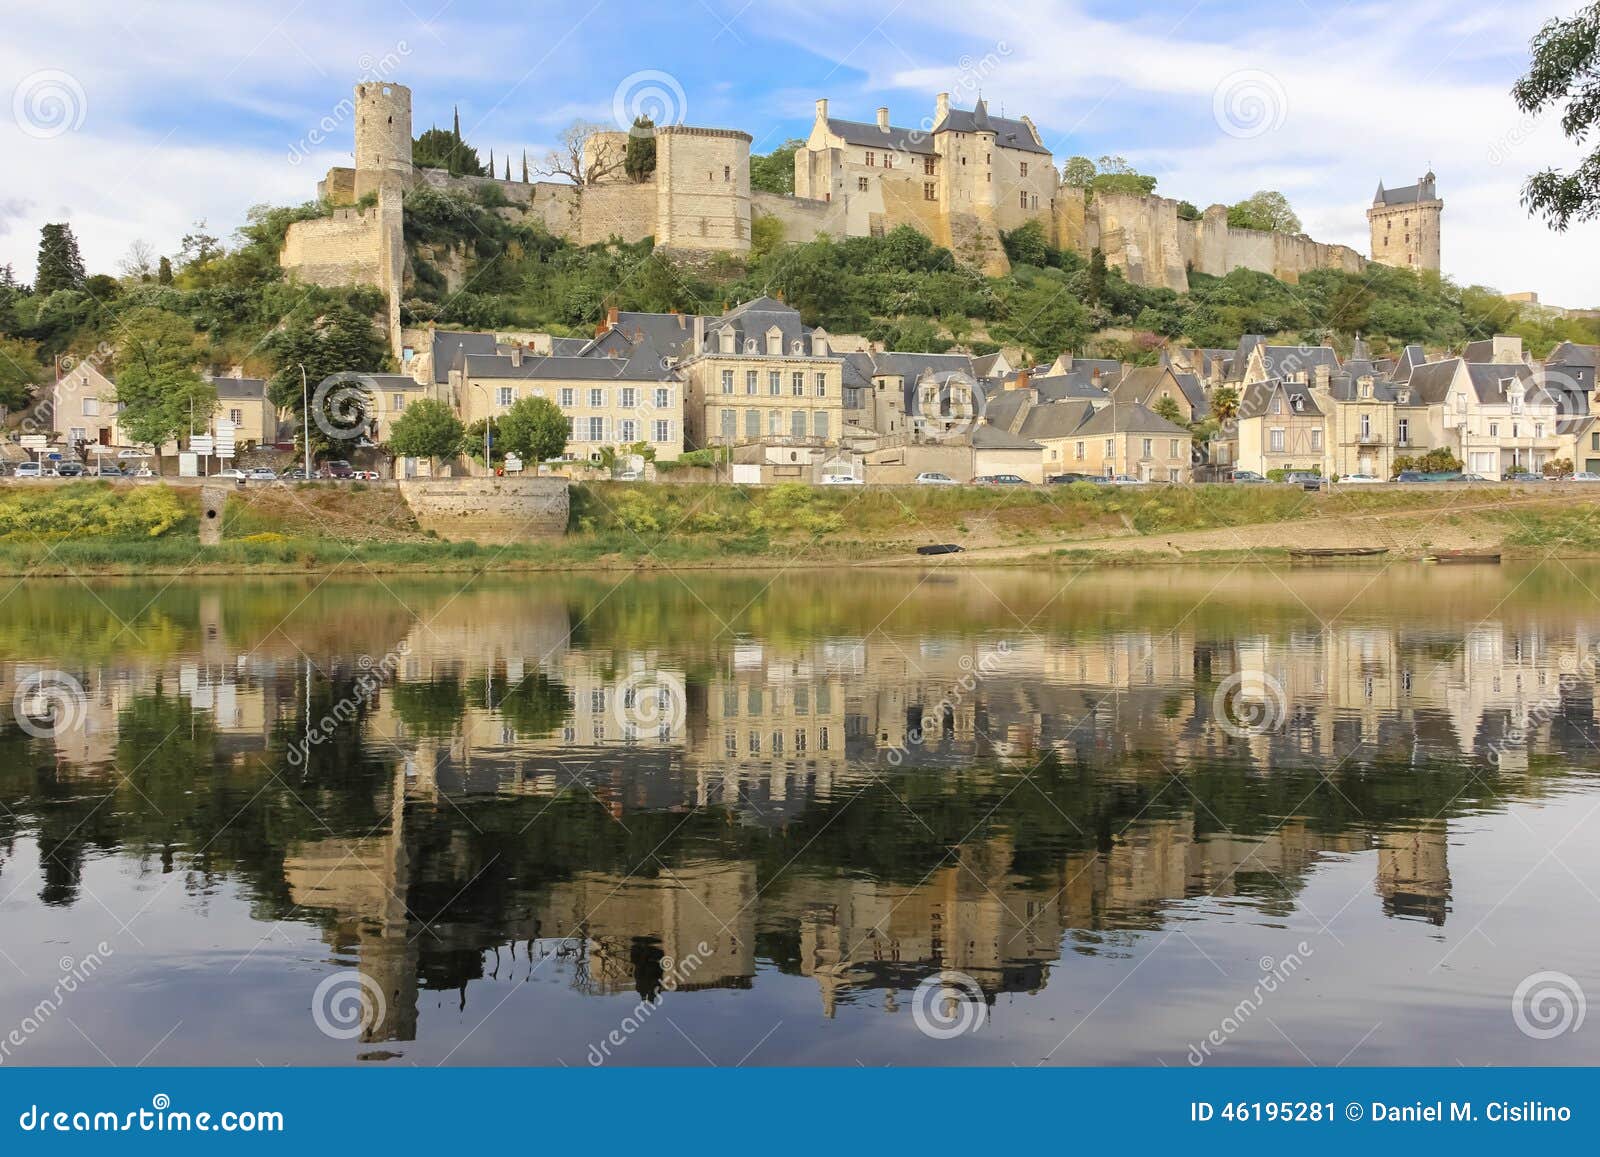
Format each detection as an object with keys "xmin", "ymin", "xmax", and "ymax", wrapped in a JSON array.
[{"xmin": 299, "ymin": 364, "xmax": 312, "ymax": 479}]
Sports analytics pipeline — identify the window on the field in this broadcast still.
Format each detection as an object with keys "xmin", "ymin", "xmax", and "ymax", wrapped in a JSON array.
[
  {"xmin": 720, "ymin": 370, "xmax": 735, "ymax": 394},
  {"xmin": 1490, "ymin": 422, "xmax": 1499, "ymax": 437},
  {"xmin": 723, "ymin": 165, "xmax": 731, "ymax": 182},
  {"xmin": 566, "ymin": 416, "xmax": 576, "ymax": 439},
  {"xmin": 620, "ymin": 387, "xmax": 636, "ymax": 408},
  {"xmin": 1075, "ymin": 441, "xmax": 1085, "ymax": 460},
  {"xmin": 812, "ymin": 411, "xmax": 828, "ymax": 439},
  {"xmin": 792, "ymin": 410, "xmax": 806, "ymax": 439},
  {"xmin": 924, "ymin": 182, "xmax": 937, "ymax": 201},
  {"xmin": 1535, "ymin": 423, "xmax": 1544, "ymax": 438},
  {"xmin": 1020, "ymin": 162, "xmax": 1029, "ymax": 177},
  {"xmin": 768, "ymin": 410, "xmax": 781, "ymax": 436},
  {"xmin": 497, "ymin": 387, "xmax": 514, "ymax": 407},
  {"xmin": 1270, "ymin": 428, "xmax": 1286, "ymax": 452},
  {"xmin": 1142, "ymin": 437, "xmax": 1153, "ymax": 457},
  {"xmin": 923, "ymin": 156, "xmax": 935, "ymax": 175},
  {"xmin": 1592, "ymin": 432, "xmax": 1599, "ymax": 452},
  {"xmin": 1019, "ymin": 191, "xmax": 1028, "ymax": 209},
  {"xmin": 1361, "ymin": 413, "xmax": 1371, "ymax": 439},
  {"xmin": 655, "ymin": 387, "xmax": 669, "ymax": 408},
  {"xmin": 587, "ymin": 416, "xmax": 604, "ymax": 441},
  {"xmin": 654, "ymin": 419, "xmax": 671, "ymax": 442},
  {"xmin": 721, "ymin": 409, "xmax": 735, "ymax": 442},
  {"xmin": 1169, "ymin": 438, "xmax": 1179, "ymax": 458},
  {"xmin": 560, "ymin": 387, "xmax": 575, "ymax": 407},
  {"xmin": 792, "ymin": 372, "xmax": 805, "ymax": 396},
  {"xmin": 883, "ymin": 153, "xmax": 893, "ymax": 169},
  {"xmin": 1311, "ymin": 429, "xmax": 1322, "ymax": 450},
  {"xmin": 769, "ymin": 371, "xmax": 782, "ymax": 396},
  {"xmin": 390, "ymin": 394, "xmax": 404, "ymax": 413},
  {"xmin": 1398, "ymin": 418, "xmax": 1409, "ymax": 445},
  {"xmin": 745, "ymin": 409, "xmax": 760, "ymax": 438},
  {"xmin": 1104, "ymin": 438, "xmax": 1114, "ymax": 456},
  {"xmin": 745, "ymin": 371, "xmax": 758, "ymax": 395},
  {"xmin": 815, "ymin": 373, "xmax": 827, "ymax": 397},
  {"xmin": 865, "ymin": 151, "xmax": 875, "ymax": 167},
  {"xmin": 1269, "ymin": 395, "xmax": 1282, "ymax": 415},
  {"xmin": 858, "ymin": 176, "xmax": 869, "ymax": 192},
  {"xmin": 619, "ymin": 419, "xmax": 637, "ymax": 442},
  {"xmin": 81, "ymin": 398, "xmax": 99, "ymax": 416},
  {"xmin": 1030, "ymin": 194, "xmax": 1039, "ymax": 209}
]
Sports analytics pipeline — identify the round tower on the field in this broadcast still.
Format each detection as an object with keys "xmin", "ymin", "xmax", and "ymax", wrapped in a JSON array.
[{"xmin": 354, "ymin": 81, "xmax": 413, "ymax": 199}]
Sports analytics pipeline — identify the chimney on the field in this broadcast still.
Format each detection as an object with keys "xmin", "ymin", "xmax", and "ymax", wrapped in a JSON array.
[
  {"xmin": 815, "ymin": 98, "xmax": 829, "ymax": 123},
  {"xmin": 935, "ymin": 92, "xmax": 950, "ymax": 123},
  {"xmin": 511, "ymin": 346, "xmax": 523, "ymax": 367},
  {"xmin": 876, "ymin": 107, "xmax": 889, "ymax": 130},
  {"xmin": 228, "ymin": 365, "xmax": 244, "ymax": 379},
  {"xmin": 692, "ymin": 315, "xmax": 705, "ymax": 352},
  {"xmin": 1010, "ymin": 368, "xmax": 1031, "ymax": 391},
  {"xmin": 606, "ymin": 306, "xmax": 619, "ymax": 329},
  {"xmin": 1313, "ymin": 363, "xmax": 1331, "ymax": 389}
]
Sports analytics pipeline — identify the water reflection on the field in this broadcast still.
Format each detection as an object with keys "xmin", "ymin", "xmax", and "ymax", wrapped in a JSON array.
[{"xmin": 1, "ymin": 567, "xmax": 1597, "ymax": 1063}]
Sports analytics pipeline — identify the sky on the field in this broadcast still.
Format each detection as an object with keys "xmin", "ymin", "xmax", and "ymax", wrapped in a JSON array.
[{"xmin": 2, "ymin": 0, "xmax": 1596, "ymax": 306}]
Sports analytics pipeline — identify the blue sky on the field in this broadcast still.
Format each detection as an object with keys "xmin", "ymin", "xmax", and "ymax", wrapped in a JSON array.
[{"xmin": 4, "ymin": 0, "xmax": 1596, "ymax": 304}]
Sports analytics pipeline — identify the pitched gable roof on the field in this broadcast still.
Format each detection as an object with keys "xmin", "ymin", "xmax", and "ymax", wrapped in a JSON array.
[{"xmin": 932, "ymin": 100, "xmax": 1050, "ymax": 155}]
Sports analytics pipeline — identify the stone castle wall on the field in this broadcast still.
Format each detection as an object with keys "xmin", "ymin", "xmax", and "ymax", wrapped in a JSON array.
[
  {"xmin": 398, "ymin": 477, "xmax": 569, "ymax": 542},
  {"xmin": 655, "ymin": 127, "xmax": 752, "ymax": 251},
  {"xmin": 749, "ymin": 191, "xmax": 843, "ymax": 245},
  {"xmin": 280, "ymin": 204, "xmax": 390, "ymax": 288}
]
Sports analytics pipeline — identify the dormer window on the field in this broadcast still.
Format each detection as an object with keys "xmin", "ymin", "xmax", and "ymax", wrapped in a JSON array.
[
  {"xmin": 744, "ymin": 338, "xmax": 757, "ymax": 354},
  {"xmin": 1269, "ymin": 395, "xmax": 1282, "ymax": 415}
]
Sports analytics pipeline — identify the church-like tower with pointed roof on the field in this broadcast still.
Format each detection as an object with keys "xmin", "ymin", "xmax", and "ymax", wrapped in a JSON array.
[{"xmin": 1367, "ymin": 172, "xmax": 1442, "ymax": 271}]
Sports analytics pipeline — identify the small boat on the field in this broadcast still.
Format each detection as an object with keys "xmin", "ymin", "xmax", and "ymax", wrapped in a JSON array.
[
  {"xmin": 916, "ymin": 543, "xmax": 965, "ymax": 556},
  {"xmin": 1424, "ymin": 549, "xmax": 1501, "ymax": 564},
  {"xmin": 1288, "ymin": 546, "xmax": 1390, "ymax": 560}
]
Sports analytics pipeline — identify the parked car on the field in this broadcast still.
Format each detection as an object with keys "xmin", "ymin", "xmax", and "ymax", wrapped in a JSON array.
[
  {"xmin": 1458, "ymin": 473, "xmax": 1491, "ymax": 482},
  {"xmin": 970, "ymin": 474, "xmax": 1029, "ymax": 485},
  {"xmin": 1109, "ymin": 474, "xmax": 1146, "ymax": 486},
  {"xmin": 93, "ymin": 464, "xmax": 125, "ymax": 477},
  {"xmin": 321, "ymin": 459, "xmax": 355, "ymax": 479},
  {"xmin": 132, "ymin": 466, "xmax": 155, "ymax": 478},
  {"xmin": 280, "ymin": 467, "xmax": 311, "ymax": 481},
  {"xmin": 214, "ymin": 468, "xmax": 246, "ymax": 480},
  {"xmin": 117, "ymin": 448, "xmax": 152, "ymax": 460},
  {"xmin": 1570, "ymin": 472, "xmax": 1600, "ymax": 482},
  {"xmin": 1506, "ymin": 472, "xmax": 1544, "ymax": 483},
  {"xmin": 1284, "ymin": 471, "xmax": 1322, "ymax": 491},
  {"xmin": 1229, "ymin": 470, "xmax": 1268, "ymax": 483},
  {"xmin": 12, "ymin": 462, "xmax": 42, "ymax": 479},
  {"xmin": 54, "ymin": 462, "xmax": 85, "ymax": 478},
  {"xmin": 353, "ymin": 470, "xmax": 381, "ymax": 481},
  {"xmin": 614, "ymin": 469, "xmax": 642, "ymax": 482},
  {"xmin": 247, "ymin": 467, "xmax": 278, "ymax": 482},
  {"xmin": 915, "ymin": 472, "xmax": 958, "ymax": 485},
  {"xmin": 1045, "ymin": 472, "xmax": 1098, "ymax": 484},
  {"xmin": 1337, "ymin": 473, "xmax": 1382, "ymax": 484},
  {"xmin": 819, "ymin": 473, "xmax": 862, "ymax": 485}
]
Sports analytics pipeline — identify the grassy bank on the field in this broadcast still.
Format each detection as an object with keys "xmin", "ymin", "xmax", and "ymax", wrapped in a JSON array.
[{"xmin": 1, "ymin": 479, "xmax": 1597, "ymax": 576}]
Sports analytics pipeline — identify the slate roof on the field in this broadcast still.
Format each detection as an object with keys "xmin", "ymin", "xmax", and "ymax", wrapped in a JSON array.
[
  {"xmin": 1075, "ymin": 400, "xmax": 1189, "ymax": 436},
  {"xmin": 463, "ymin": 341, "xmax": 677, "ymax": 382},
  {"xmin": 1392, "ymin": 345, "xmax": 1429, "ymax": 383},
  {"xmin": 432, "ymin": 330, "xmax": 499, "ymax": 384},
  {"xmin": 970, "ymin": 423, "xmax": 1041, "ymax": 450},
  {"xmin": 1026, "ymin": 372, "xmax": 1107, "ymax": 403},
  {"xmin": 1017, "ymin": 399, "xmax": 1099, "ymax": 440},
  {"xmin": 932, "ymin": 99, "xmax": 1050, "ymax": 155},
  {"xmin": 1373, "ymin": 174, "xmax": 1438, "ymax": 206},
  {"xmin": 1237, "ymin": 378, "xmax": 1323, "ymax": 419},
  {"xmin": 825, "ymin": 117, "xmax": 937, "ymax": 156},
  {"xmin": 1549, "ymin": 342, "xmax": 1600, "ymax": 368},
  {"xmin": 610, "ymin": 311, "xmax": 700, "ymax": 359},
  {"xmin": 704, "ymin": 296, "xmax": 831, "ymax": 357},
  {"xmin": 1405, "ymin": 360, "xmax": 1461, "ymax": 405},
  {"xmin": 208, "ymin": 377, "xmax": 267, "ymax": 400}
]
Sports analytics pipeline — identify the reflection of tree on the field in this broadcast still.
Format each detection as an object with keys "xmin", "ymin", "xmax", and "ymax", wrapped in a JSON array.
[
  {"xmin": 467, "ymin": 670, "xmax": 568, "ymax": 739},
  {"xmin": 390, "ymin": 676, "xmax": 466, "ymax": 739}
]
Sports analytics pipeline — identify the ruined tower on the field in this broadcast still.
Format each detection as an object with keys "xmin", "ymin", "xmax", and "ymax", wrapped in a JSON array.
[
  {"xmin": 654, "ymin": 125, "xmax": 752, "ymax": 252},
  {"xmin": 1367, "ymin": 171, "xmax": 1442, "ymax": 272},
  {"xmin": 354, "ymin": 81, "xmax": 414, "ymax": 200}
]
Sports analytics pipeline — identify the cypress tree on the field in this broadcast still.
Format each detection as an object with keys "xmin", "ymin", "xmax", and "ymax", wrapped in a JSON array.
[{"xmin": 35, "ymin": 223, "xmax": 85, "ymax": 295}]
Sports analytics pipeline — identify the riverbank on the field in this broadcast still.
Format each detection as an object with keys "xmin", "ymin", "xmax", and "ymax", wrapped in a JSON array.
[{"xmin": 3, "ymin": 479, "xmax": 1600, "ymax": 575}]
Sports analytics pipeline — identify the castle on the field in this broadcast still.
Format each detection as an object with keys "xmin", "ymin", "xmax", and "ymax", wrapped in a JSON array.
[{"xmin": 281, "ymin": 80, "xmax": 1436, "ymax": 356}]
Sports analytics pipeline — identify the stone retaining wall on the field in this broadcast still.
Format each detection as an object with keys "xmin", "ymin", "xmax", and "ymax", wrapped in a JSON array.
[{"xmin": 398, "ymin": 477, "xmax": 569, "ymax": 543}]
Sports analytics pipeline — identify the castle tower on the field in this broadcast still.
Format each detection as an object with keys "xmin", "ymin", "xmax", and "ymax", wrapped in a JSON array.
[
  {"xmin": 654, "ymin": 126, "xmax": 752, "ymax": 253},
  {"xmin": 354, "ymin": 81, "xmax": 414, "ymax": 200},
  {"xmin": 1367, "ymin": 171, "xmax": 1441, "ymax": 271}
]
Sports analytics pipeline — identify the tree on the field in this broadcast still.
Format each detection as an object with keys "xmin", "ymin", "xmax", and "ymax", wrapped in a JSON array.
[
  {"xmin": 157, "ymin": 257, "xmax": 173, "ymax": 285},
  {"xmin": 1209, "ymin": 385, "xmax": 1240, "ymax": 422},
  {"xmin": 178, "ymin": 221, "xmax": 222, "ymax": 271},
  {"xmin": 118, "ymin": 240, "xmax": 157, "ymax": 282},
  {"xmin": 536, "ymin": 120, "xmax": 622, "ymax": 185},
  {"xmin": 386, "ymin": 398, "xmax": 463, "ymax": 467},
  {"xmin": 265, "ymin": 304, "xmax": 388, "ymax": 454},
  {"xmin": 1227, "ymin": 190, "xmax": 1302, "ymax": 233},
  {"xmin": 112, "ymin": 308, "xmax": 215, "ymax": 466},
  {"xmin": 624, "ymin": 117, "xmax": 657, "ymax": 182},
  {"xmin": 496, "ymin": 394, "xmax": 570, "ymax": 462},
  {"xmin": 1001, "ymin": 219, "xmax": 1051, "ymax": 267},
  {"xmin": 1061, "ymin": 156, "xmax": 1096, "ymax": 188},
  {"xmin": 34, "ymin": 223, "xmax": 85, "ymax": 295},
  {"xmin": 751, "ymin": 139, "xmax": 804, "ymax": 195},
  {"xmin": 1176, "ymin": 200, "xmax": 1200, "ymax": 221},
  {"xmin": 1087, "ymin": 247, "xmax": 1107, "ymax": 306},
  {"xmin": 0, "ymin": 335, "xmax": 44, "ymax": 412},
  {"xmin": 1513, "ymin": 2, "xmax": 1600, "ymax": 229},
  {"xmin": 414, "ymin": 109, "xmax": 485, "ymax": 177},
  {"xmin": 1544, "ymin": 456, "xmax": 1575, "ymax": 478},
  {"xmin": 1152, "ymin": 394, "xmax": 1184, "ymax": 424},
  {"xmin": 1090, "ymin": 156, "xmax": 1158, "ymax": 198}
]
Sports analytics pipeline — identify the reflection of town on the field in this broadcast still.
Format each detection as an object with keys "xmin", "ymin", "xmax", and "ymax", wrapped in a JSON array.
[{"xmin": 5, "ymin": 589, "xmax": 1595, "ymax": 1044}]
